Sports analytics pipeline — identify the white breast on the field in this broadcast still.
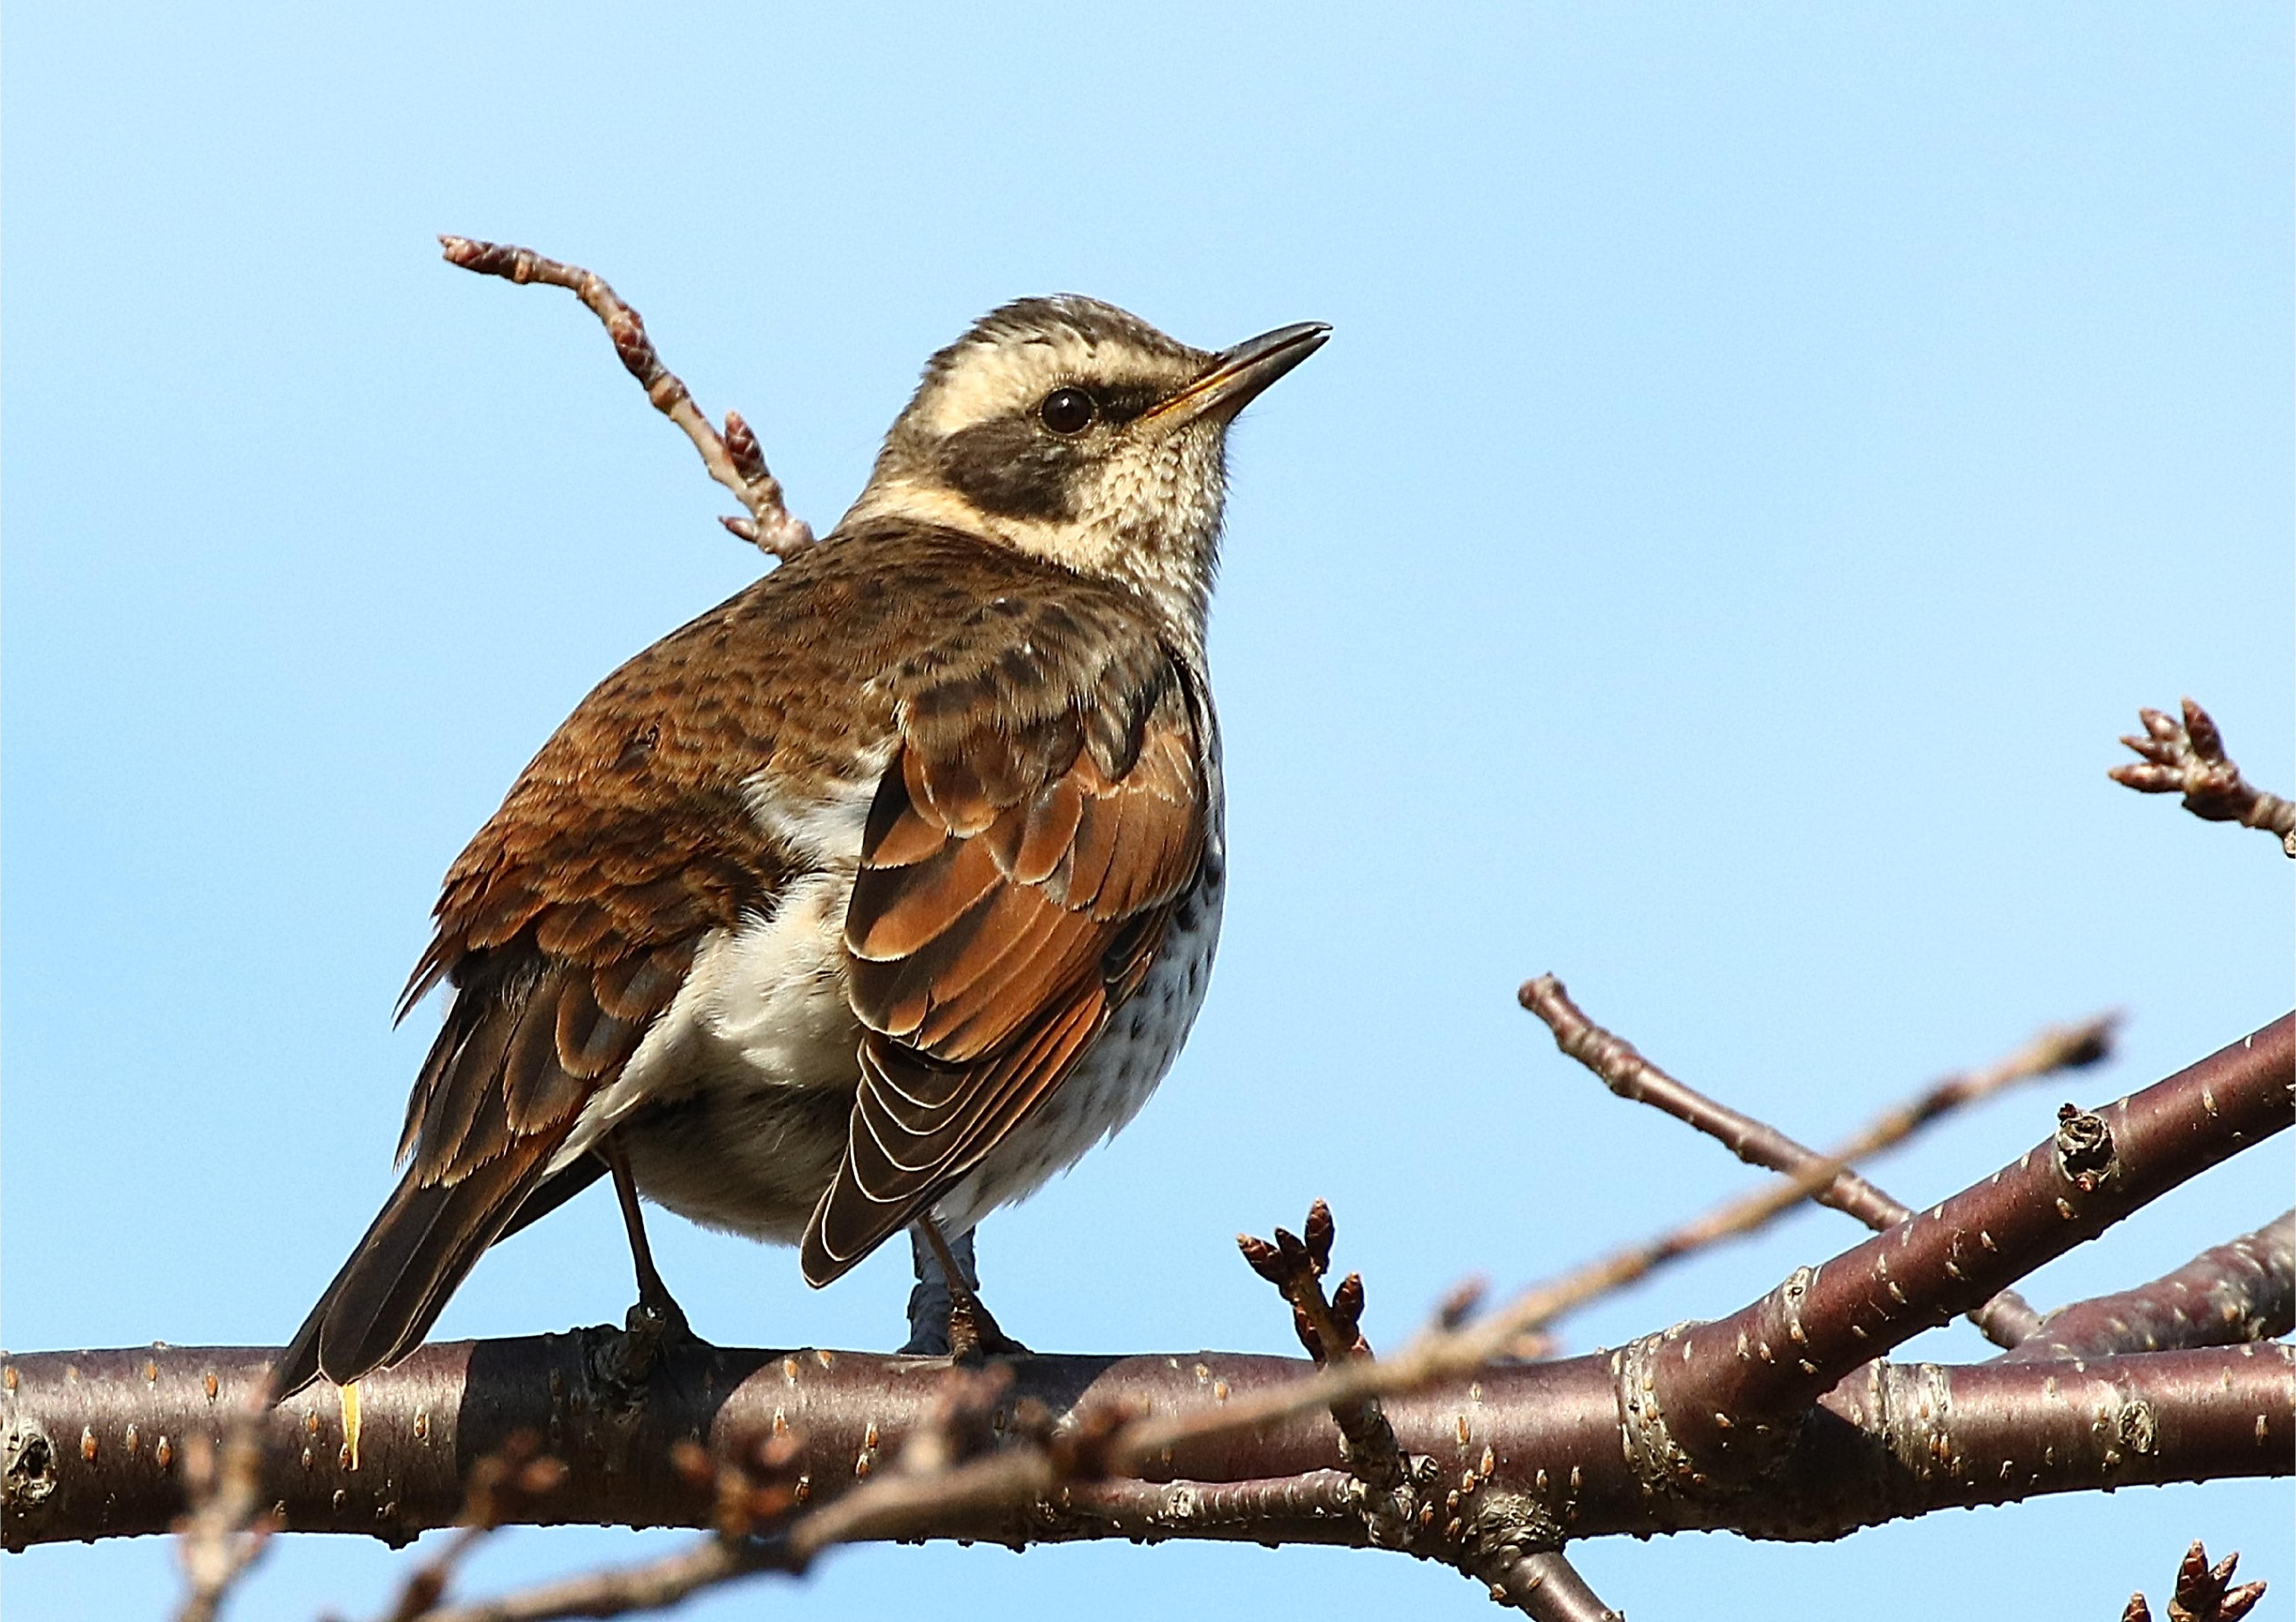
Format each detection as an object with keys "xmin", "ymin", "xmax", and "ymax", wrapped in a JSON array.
[{"xmin": 545, "ymin": 761, "xmax": 883, "ymax": 1211}]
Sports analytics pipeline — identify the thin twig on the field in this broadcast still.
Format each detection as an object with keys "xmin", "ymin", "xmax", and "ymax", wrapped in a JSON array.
[
  {"xmin": 438, "ymin": 236, "xmax": 815, "ymax": 560},
  {"xmin": 368, "ymin": 1437, "xmax": 567, "ymax": 1622},
  {"xmin": 171, "ymin": 1389, "xmax": 274, "ymax": 1622},
  {"xmin": 2111, "ymin": 697, "xmax": 2296, "ymax": 856},
  {"xmin": 2122, "ymin": 1539, "xmax": 2268, "ymax": 1622},
  {"xmin": 1237, "ymin": 1201, "xmax": 1419, "ymax": 1543},
  {"xmin": 1519, "ymin": 977, "xmax": 2114, "ymax": 1344},
  {"xmin": 1470, "ymin": 1549, "xmax": 1625, "ymax": 1622},
  {"xmin": 1230, "ymin": 1207, "xmax": 1621, "ymax": 1620},
  {"xmin": 413, "ymin": 1368, "xmax": 1091, "ymax": 1622},
  {"xmin": 413, "ymin": 1536, "xmax": 756, "ymax": 1622},
  {"xmin": 1123, "ymin": 1011, "xmax": 2289, "ymax": 1479}
]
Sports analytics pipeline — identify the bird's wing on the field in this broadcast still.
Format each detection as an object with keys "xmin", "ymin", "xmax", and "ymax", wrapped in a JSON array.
[
  {"xmin": 277, "ymin": 618, "xmax": 791, "ymax": 1394},
  {"xmin": 804, "ymin": 604, "xmax": 1208, "ymax": 1285}
]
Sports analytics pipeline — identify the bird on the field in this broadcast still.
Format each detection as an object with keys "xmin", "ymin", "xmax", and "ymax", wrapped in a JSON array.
[{"xmin": 274, "ymin": 294, "xmax": 1328, "ymax": 1396}]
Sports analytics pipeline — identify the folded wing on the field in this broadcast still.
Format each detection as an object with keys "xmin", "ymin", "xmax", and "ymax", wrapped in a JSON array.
[{"xmin": 804, "ymin": 638, "xmax": 1207, "ymax": 1285}]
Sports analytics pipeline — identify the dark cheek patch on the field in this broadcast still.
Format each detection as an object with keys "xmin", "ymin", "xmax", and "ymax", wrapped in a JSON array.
[{"xmin": 939, "ymin": 418, "xmax": 1080, "ymax": 522}]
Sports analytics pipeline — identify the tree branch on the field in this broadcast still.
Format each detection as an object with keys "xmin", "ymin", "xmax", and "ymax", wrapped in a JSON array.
[
  {"xmin": 1236, "ymin": 1202, "xmax": 1418, "ymax": 1540},
  {"xmin": 438, "ymin": 235, "xmax": 814, "ymax": 560},
  {"xmin": 4, "ymin": 1339, "xmax": 2285, "ymax": 1554},
  {"xmin": 2111, "ymin": 697, "xmax": 2296, "ymax": 856},
  {"xmin": 1518, "ymin": 977, "xmax": 2116, "ymax": 1345},
  {"xmin": 1234, "ymin": 1203, "xmax": 1622, "ymax": 1619},
  {"xmin": 2001, "ymin": 1210, "xmax": 2294, "ymax": 1362},
  {"xmin": 6, "ymin": 1016, "xmax": 2284, "ymax": 1620},
  {"xmin": 1636, "ymin": 1012, "xmax": 2293, "ymax": 1468}
]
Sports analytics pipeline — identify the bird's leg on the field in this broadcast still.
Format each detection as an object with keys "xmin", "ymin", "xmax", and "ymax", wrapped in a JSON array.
[
  {"xmin": 909, "ymin": 1216, "xmax": 1028, "ymax": 1363},
  {"xmin": 900, "ymin": 1222, "xmax": 960, "ymax": 1356},
  {"xmin": 604, "ymin": 1134, "xmax": 689, "ymax": 1384}
]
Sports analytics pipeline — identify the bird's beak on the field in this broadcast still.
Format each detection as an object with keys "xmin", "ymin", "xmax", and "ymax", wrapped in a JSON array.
[{"xmin": 1147, "ymin": 321, "xmax": 1331, "ymax": 426}]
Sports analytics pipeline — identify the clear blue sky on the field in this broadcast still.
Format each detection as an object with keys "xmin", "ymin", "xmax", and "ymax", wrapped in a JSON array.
[{"xmin": 5, "ymin": 5, "xmax": 2289, "ymax": 1617}]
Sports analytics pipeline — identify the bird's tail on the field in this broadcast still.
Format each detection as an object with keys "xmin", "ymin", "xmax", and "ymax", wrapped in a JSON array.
[{"xmin": 273, "ymin": 1141, "xmax": 565, "ymax": 1400}]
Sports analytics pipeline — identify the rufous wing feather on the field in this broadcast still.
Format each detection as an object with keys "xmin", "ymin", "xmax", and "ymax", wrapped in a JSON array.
[{"xmin": 803, "ymin": 663, "xmax": 1207, "ymax": 1286}]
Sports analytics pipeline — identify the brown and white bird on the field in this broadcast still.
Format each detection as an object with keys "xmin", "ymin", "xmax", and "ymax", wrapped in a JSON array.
[{"xmin": 276, "ymin": 295, "xmax": 1327, "ymax": 1394}]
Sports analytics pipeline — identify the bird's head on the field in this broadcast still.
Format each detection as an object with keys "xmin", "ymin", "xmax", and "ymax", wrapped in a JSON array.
[{"xmin": 845, "ymin": 296, "xmax": 1328, "ymax": 631}]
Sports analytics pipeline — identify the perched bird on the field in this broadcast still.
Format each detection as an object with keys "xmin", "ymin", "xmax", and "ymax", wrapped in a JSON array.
[{"xmin": 276, "ymin": 295, "xmax": 1327, "ymax": 1395}]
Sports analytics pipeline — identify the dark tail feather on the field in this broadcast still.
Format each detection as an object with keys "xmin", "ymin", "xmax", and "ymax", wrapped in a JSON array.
[
  {"xmin": 494, "ymin": 1151, "xmax": 609, "ymax": 1244},
  {"xmin": 274, "ymin": 1142, "xmax": 561, "ymax": 1400}
]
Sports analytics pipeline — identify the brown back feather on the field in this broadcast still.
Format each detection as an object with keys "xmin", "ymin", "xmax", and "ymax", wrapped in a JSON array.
[{"xmin": 287, "ymin": 522, "xmax": 1208, "ymax": 1390}]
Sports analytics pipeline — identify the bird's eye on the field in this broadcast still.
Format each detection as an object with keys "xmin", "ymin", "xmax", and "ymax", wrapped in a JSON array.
[{"xmin": 1038, "ymin": 386, "xmax": 1098, "ymax": 435}]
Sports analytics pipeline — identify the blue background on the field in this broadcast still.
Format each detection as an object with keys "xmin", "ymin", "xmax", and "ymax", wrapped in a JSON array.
[{"xmin": 6, "ymin": 5, "xmax": 2289, "ymax": 1617}]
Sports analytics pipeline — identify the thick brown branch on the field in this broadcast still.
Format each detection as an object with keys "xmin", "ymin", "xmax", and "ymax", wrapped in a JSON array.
[
  {"xmin": 7, "ymin": 1021, "xmax": 2286, "ymax": 1618},
  {"xmin": 1517, "ymin": 977, "xmax": 2115, "ymax": 1344},
  {"xmin": 3, "ymin": 1339, "xmax": 2284, "ymax": 1555},
  {"xmin": 23, "ymin": 1019, "xmax": 2271, "ymax": 1553},
  {"xmin": 1640, "ymin": 1012, "xmax": 2294, "ymax": 1467},
  {"xmin": 2003, "ymin": 1210, "xmax": 2295, "ymax": 1363},
  {"xmin": 2111, "ymin": 697, "xmax": 2296, "ymax": 855},
  {"xmin": 438, "ymin": 236, "xmax": 814, "ymax": 560}
]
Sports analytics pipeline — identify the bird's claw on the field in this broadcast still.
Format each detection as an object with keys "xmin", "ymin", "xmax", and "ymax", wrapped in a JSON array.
[
  {"xmin": 947, "ymin": 1293, "xmax": 1029, "ymax": 1365},
  {"xmin": 606, "ymin": 1291, "xmax": 692, "ymax": 1390}
]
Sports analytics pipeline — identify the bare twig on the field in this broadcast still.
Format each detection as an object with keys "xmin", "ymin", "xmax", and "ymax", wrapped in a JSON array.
[
  {"xmin": 438, "ymin": 236, "xmax": 815, "ymax": 560},
  {"xmin": 171, "ymin": 1389, "xmax": 273, "ymax": 1622},
  {"xmin": 1471, "ymin": 1549, "xmax": 1624, "ymax": 1622},
  {"xmin": 1237, "ymin": 1202, "xmax": 1417, "ymax": 1540},
  {"xmin": 2123, "ymin": 1539, "xmax": 2267, "ymax": 1622},
  {"xmin": 412, "ymin": 1366, "xmax": 1100, "ymax": 1622},
  {"xmin": 1230, "ymin": 1205, "xmax": 1632, "ymax": 1621},
  {"xmin": 2005, "ymin": 1210, "xmax": 2295, "ymax": 1363},
  {"xmin": 1632, "ymin": 1014, "xmax": 2295, "ymax": 1464},
  {"xmin": 413, "ymin": 1535, "xmax": 756, "ymax": 1622},
  {"xmin": 1519, "ymin": 977, "xmax": 2116, "ymax": 1344},
  {"xmin": 7, "ymin": 1015, "xmax": 2286, "ymax": 1622},
  {"xmin": 368, "ymin": 1437, "xmax": 567, "ymax": 1622},
  {"xmin": 2111, "ymin": 697, "xmax": 2296, "ymax": 856}
]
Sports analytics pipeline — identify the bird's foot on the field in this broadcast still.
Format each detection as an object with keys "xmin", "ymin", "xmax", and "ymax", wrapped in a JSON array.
[
  {"xmin": 601, "ymin": 1135, "xmax": 696, "ymax": 1390},
  {"xmin": 946, "ymin": 1290, "xmax": 1030, "ymax": 1365},
  {"xmin": 606, "ymin": 1287, "xmax": 693, "ymax": 1390},
  {"xmin": 904, "ymin": 1219, "xmax": 1030, "ymax": 1360}
]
